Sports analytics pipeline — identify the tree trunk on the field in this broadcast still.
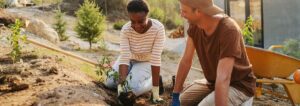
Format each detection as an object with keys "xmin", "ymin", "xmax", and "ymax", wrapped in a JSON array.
[{"xmin": 89, "ymin": 41, "xmax": 92, "ymax": 50}]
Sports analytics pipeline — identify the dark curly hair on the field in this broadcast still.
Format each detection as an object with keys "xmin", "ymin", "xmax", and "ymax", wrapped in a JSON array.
[{"xmin": 127, "ymin": 0, "xmax": 150, "ymax": 14}]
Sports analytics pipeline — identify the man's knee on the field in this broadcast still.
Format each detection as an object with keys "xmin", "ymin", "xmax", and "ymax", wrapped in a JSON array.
[
  {"xmin": 179, "ymin": 93, "xmax": 200, "ymax": 106},
  {"xmin": 179, "ymin": 81, "xmax": 212, "ymax": 106}
]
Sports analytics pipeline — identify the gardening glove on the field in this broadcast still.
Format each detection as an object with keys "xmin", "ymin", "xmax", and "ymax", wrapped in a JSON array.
[
  {"xmin": 152, "ymin": 86, "xmax": 164, "ymax": 104},
  {"xmin": 172, "ymin": 93, "xmax": 180, "ymax": 106},
  {"xmin": 117, "ymin": 84, "xmax": 124, "ymax": 96}
]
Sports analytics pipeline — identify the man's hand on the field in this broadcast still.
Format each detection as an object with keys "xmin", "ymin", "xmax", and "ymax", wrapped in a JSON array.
[{"xmin": 171, "ymin": 93, "xmax": 180, "ymax": 106}]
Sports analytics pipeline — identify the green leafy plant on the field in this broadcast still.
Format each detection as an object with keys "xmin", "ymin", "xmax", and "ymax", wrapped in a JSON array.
[
  {"xmin": 242, "ymin": 16, "xmax": 255, "ymax": 46},
  {"xmin": 32, "ymin": 0, "xmax": 42, "ymax": 5},
  {"xmin": 54, "ymin": 9, "xmax": 68, "ymax": 41},
  {"xmin": 75, "ymin": 0, "xmax": 106, "ymax": 49},
  {"xmin": 282, "ymin": 39, "xmax": 300, "ymax": 59},
  {"xmin": 0, "ymin": 0, "xmax": 6, "ymax": 8},
  {"xmin": 95, "ymin": 55, "xmax": 114, "ymax": 82},
  {"xmin": 95, "ymin": 55, "xmax": 132, "ymax": 90},
  {"xmin": 113, "ymin": 20, "xmax": 126, "ymax": 30},
  {"xmin": 150, "ymin": 8, "xmax": 165, "ymax": 23},
  {"xmin": 165, "ymin": 14, "xmax": 183, "ymax": 30},
  {"xmin": 98, "ymin": 38, "xmax": 107, "ymax": 50},
  {"xmin": 7, "ymin": 19, "xmax": 27, "ymax": 63}
]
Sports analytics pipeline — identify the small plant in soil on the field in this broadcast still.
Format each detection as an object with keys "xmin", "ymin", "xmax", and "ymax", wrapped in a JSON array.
[
  {"xmin": 95, "ymin": 55, "xmax": 114, "ymax": 82},
  {"xmin": 7, "ymin": 19, "xmax": 27, "ymax": 63},
  {"xmin": 95, "ymin": 55, "xmax": 132, "ymax": 90}
]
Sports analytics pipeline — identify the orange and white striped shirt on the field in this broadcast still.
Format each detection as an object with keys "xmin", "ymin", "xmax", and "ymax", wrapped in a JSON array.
[{"xmin": 119, "ymin": 19, "xmax": 165, "ymax": 66}]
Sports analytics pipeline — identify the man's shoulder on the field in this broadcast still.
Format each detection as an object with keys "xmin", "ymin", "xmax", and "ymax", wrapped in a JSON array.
[{"xmin": 221, "ymin": 17, "xmax": 241, "ymax": 32}]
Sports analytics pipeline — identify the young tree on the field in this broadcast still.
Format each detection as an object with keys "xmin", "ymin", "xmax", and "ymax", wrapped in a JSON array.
[
  {"xmin": 75, "ymin": 0, "xmax": 106, "ymax": 49},
  {"xmin": 54, "ymin": 9, "xmax": 68, "ymax": 41},
  {"xmin": 7, "ymin": 19, "xmax": 27, "ymax": 63}
]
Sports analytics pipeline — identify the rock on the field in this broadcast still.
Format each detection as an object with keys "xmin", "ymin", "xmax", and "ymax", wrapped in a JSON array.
[
  {"xmin": 54, "ymin": 91, "xmax": 62, "ymax": 99},
  {"xmin": 25, "ymin": 19, "xmax": 59, "ymax": 44},
  {"xmin": 0, "ymin": 76, "xmax": 6, "ymax": 84},
  {"xmin": 6, "ymin": 75, "xmax": 22, "ymax": 85},
  {"xmin": 6, "ymin": 0, "xmax": 22, "ymax": 7},
  {"xmin": 20, "ymin": 71, "xmax": 32, "ymax": 77},
  {"xmin": 65, "ymin": 41, "xmax": 81, "ymax": 50},
  {"xmin": 31, "ymin": 101, "xmax": 41, "ymax": 106},
  {"xmin": 36, "ymin": 78, "xmax": 45, "ymax": 83},
  {"xmin": 0, "ymin": 85, "xmax": 10, "ymax": 92},
  {"xmin": 10, "ymin": 83, "xmax": 29, "ymax": 91},
  {"xmin": 18, "ymin": 0, "xmax": 30, "ymax": 6},
  {"xmin": 42, "ymin": 56, "xmax": 52, "ymax": 59},
  {"xmin": 135, "ymin": 98, "xmax": 146, "ymax": 106},
  {"xmin": 49, "ymin": 66, "xmax": 58, "ymax": 75}
]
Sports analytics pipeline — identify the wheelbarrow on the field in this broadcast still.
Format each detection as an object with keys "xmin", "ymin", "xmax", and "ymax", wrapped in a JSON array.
[{"xmin": 246, "ymin": 46, "xmax": 300, "ymax": 105}]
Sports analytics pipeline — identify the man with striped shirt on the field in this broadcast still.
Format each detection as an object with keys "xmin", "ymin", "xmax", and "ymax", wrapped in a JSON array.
[{"xmin": 105, "ymin": 0, "xmax": 165, "ymax": 104}]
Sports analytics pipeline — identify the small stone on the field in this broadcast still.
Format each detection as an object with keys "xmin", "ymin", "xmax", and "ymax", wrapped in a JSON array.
[
  {"xmin": 31, "ymin": 101, "xmax": 41, "ymax": 106},
  {"xmin": 36, "ymin": 78, "xmax": 45, "ymax": 83},
  {"xmin": 49, "ymin": 66, "xmax": 58, "ymax": 75},
  {"xmin": 10, "ymin": 83, "xmax": 29, "ymax": 91},
  {"xmin": 135, "ymin": 98, "xmax": 146, "ymax": 106}
]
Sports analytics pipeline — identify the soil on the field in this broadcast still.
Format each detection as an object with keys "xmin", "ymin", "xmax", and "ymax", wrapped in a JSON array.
[{"xmin": 0, "ymin": 5, "xmax": 296, "ymax": 106}]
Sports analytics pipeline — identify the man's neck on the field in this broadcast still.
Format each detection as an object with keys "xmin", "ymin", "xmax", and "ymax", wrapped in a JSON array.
[{"xmin": 196, "ymin": 14, "xmax": 224, "ymax": 36}]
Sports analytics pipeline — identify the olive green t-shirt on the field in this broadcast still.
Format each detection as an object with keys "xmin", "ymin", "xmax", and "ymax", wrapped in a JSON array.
[{"xmin": 188, "ymin": 16, "xmax": 256, "ymax": 96}]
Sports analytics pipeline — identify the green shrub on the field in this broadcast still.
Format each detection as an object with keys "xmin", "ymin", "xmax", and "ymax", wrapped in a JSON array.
[
  {"xmin": 113, "ymin": 20, "xmax": 126, "ymax": 30},
  {"xmin": 98, "ymin": 38, "xmax": 107, "ymax": 50},
  {"xmin": 7, "ymin": 19, "xmax": 27, "ymax": 63},
  {"xmin": 75, "ymin": 0, "xmax": 106, "ymax": 49},
  {"xmin": 150, "ymin": 8, "xmax": 165, "ymax": 23},
  {"xmin": 54, "ymin": 9, "xmax": 68, "ymax": 41},
  {"xmin": 0, "ymin": 0, "xmax": 6, "ymax": 8},
  {"xmin": 165, "ymin": 15, "xmax": 183, "ymax": 30},
  {"xmin": 282, "ymin": 39, "xmax": 300, "ymax": 59},
  {"xmin": 242, "ymin": 16, "xmax": 255, "ymax": 46},
  {"xmin": 32, "ymin": 0, "xmax": 42, "ymax": 5}
]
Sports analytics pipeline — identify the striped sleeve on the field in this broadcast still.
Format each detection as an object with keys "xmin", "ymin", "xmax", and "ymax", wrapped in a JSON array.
[
  {"xmin": 150, "ymin": 26, "xmax": 165, "ymax": 66},
  {"xmin": 119, "ymin": 28, "xmax": 131, "ymax": 65}
]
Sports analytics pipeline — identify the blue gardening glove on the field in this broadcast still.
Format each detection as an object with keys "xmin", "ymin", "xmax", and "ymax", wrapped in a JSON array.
[{"xmin": 172, "ymin": 93, "xmax": 180, "ymax": 106}]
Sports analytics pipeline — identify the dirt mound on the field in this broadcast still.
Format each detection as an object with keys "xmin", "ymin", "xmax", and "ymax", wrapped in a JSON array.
[{"xmin": 0, "ymin": 50, "xmax": 118, "ymax": 106}]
